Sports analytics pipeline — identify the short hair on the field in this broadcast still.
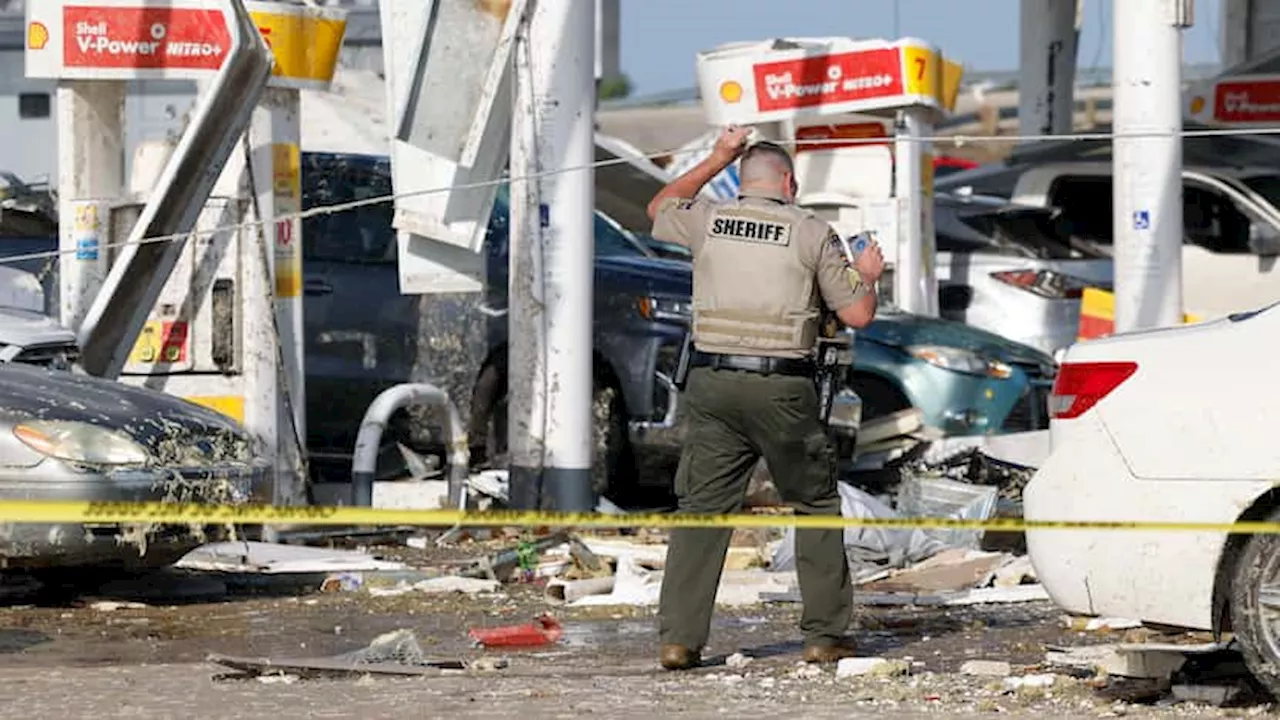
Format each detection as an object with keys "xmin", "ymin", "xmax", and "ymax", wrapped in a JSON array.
[{"xmin": 739, "ymin": 141, "xmax": 794, "ymax": 185}]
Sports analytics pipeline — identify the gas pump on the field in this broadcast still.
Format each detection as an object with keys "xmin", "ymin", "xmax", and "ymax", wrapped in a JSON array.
[
  {"xmin": 693, "ymin": 37, "xmax": 963, "ymax": 317},
  {"xmin": 24, "ymin": 0, "xmax": 347, "ymax": 507}
]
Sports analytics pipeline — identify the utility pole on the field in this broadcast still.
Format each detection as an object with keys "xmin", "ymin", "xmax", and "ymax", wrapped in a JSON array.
[
  {"xmin": 1112, "ymin": 0, "xmax": 1191, "ymax": 331},
  {"xmin": 508, "ymin": 0, "xmax": 597, "ymax": 512}
]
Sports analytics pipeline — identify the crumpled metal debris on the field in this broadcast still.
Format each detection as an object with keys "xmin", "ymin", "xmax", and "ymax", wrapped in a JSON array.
[
  {"xmin": 336, "ymin": 629, "xmax": 434, "ymax": 666},
  {"xmin": 770, "ymin": 482, "xmax": 948, "ymax": 572}
]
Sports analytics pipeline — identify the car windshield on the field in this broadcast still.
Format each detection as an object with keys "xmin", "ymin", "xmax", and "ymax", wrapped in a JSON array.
[
  {"xmin": 936, "ymin": 201, "xmax": 1110, "ymax": 260},
  {"xmin": 1239, "ymin": 175, "xmax": 1280, "ymax": 211}
]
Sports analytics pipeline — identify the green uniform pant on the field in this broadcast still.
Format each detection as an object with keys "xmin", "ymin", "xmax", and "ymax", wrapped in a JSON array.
[{"xmin": 658, "ymin": 366, "xmax": 852, "ymax": 651}]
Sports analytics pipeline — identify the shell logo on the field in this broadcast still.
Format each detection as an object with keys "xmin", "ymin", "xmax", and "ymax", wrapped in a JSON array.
[
  {"xmin": 1189, "ymin": 95, "xmax": 1206, "ymax": 115},
  {"xmin": 719, "ymin": 80, "xmax": 744, "ymax": 104},
  {"xmin": 27, "ymin": 22, "xmax": 49, "ymax": 51}
]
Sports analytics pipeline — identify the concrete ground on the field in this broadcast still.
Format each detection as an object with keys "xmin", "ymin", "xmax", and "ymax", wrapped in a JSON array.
[{"xmin": 0, "ymin": 554, "xmax": 1270, "ymax": 719}]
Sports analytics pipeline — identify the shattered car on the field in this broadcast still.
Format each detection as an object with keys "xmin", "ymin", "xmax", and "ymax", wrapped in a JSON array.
[
  {"xmin": 852, "ymin": 305, "xmax": 1058, "ymax": 435},
  {"xmin": 1025, "ymin": 300, "xmax": 1280, "ymax": 697},
  {"xmin": 934, "ymin": 192, "xmax": 1113, "ymax": 357},
  {"xmin": 0, "ymin": 362, "xmax": 266, "ymax": 571},
  {"xmin": 0, "ymin": 271, "xmax": 266, "ymax": 570}
]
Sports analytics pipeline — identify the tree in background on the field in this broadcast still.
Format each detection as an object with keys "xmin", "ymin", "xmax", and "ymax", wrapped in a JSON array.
[{"xmin": 598, "ymin": 73, "xmax": 633, "ymax": 101}]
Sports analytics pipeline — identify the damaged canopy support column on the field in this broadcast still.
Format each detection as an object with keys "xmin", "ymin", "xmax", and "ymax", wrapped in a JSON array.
[
  {"xmin": 508, "ymin": 0, "xmax": 597, "ymax": 511},
  {"xmin": 56, "ymin": 81, "xmax": 124, "ymax": 333}
]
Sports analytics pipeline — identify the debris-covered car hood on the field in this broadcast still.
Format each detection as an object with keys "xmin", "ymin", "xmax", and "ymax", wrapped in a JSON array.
[
  {"xmin": 862, "ymin": 309, "xmax": 1057, "ymax": 370},
  {"xmin": 0, "ymin": 363, "xmax": 253, "ymax": 464}
]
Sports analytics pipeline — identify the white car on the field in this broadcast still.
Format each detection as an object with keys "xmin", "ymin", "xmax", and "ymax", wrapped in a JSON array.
[
  {"xmin": 1025, "ymin": 302, "xmax": 1280, "ymax": 694},
  {"xmin": 941, "ymin": 161, "xmax": 1280, "ymax": 321},
  {"xmin": 934, "ymin": 193, "xmax": 1112, "ymax": 356}
]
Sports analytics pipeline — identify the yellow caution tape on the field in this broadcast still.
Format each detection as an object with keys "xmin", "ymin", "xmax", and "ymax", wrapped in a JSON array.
[{"xmin": 2, "ymin": 500, "xmax": 1280, "ymax": 535}]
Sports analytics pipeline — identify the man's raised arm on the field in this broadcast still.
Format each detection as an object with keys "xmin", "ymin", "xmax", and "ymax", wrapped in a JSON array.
[{"xmin": 646, "ymin": 126, "xmax": 752, "ymax": 222}]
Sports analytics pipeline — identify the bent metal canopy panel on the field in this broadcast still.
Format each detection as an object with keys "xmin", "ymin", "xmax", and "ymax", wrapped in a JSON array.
[{"xmin": 24, "ymin": 0, "xmax": 345, "ymax": 90}]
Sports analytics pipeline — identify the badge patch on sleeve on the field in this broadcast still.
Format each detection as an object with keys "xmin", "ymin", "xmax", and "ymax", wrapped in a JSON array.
[
  {"xmin": 708, "ymin": 214, "xmax": 792, "ymax": 246},
  {"xmin": 829, "ymin": 231, "xmax": 853, "ymax": 268}
]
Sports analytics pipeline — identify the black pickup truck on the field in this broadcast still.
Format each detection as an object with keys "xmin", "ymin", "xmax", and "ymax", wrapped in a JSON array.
[{"xmin": 300, "ymin": 152, "xmax": 689, "ymax": 505}]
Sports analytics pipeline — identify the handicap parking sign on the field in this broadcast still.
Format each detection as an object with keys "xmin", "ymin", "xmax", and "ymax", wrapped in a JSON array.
[{"xmin": 1133, "ymin": 210, "xmax": 1151, "ymax": 230}]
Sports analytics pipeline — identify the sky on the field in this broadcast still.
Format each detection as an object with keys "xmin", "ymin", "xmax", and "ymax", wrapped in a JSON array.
[{"xmin": 619, "ymin": 0, "xmax": 1225, "ymax": 96}]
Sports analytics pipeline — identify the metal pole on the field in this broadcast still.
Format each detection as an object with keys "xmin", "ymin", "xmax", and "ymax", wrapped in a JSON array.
[
  {"xmin": 56, "ymin": 81, "xmax": 124, "ymax": 332},
  {"xmin": 1112, "ymin": 0, "xmax": 1188, "ymax": 332},
  {"xmin": 508, "ymin": 0, "xmax": 596, "ymax": 511},
  {"xmin": 245, "ymin": 87, "xmax": 307, "ymax": 507},
  {"xmin": 893, "ymin": 108, "xmax": 938, "ymax": 317},
  {"xmin": 1018, "ymin": 0, "xmax": 1080, "ymax": 137},
  {"xmin": 508, "ymin": 7, "xmax": 548, "ymax": 510}
]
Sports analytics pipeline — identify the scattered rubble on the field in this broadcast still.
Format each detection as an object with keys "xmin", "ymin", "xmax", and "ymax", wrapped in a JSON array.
[
  {"xmin": 1004, "ymin": 673, "xmax": 1057, "ymax": 691},
  {"xmin": 835, "ymin": 657, "xmax": 910, "ymax": 678},
  {"xmin": 1046, "ymin": 642, "xmax": 1228, "ymax": 680},
  {"xmin": 367, "ymin": 576, "xmax": 501, "ymax": 597},
  {"xmin": 960, "ymin": 659, "xmax": 1013, "ymax": 677},
  {"xmin": 88, "ymin": 600, "xmax": 149, "ymax": 611},
  {"xmin": 23, "ymin": 424, "xmax": 1268, "ymax": 713}
]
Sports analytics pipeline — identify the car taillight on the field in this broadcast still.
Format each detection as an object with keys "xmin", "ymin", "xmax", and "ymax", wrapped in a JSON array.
[
  {"xmin": 1048, "ymin": 361, "xmax": 1138, "ymax": 420},
  {"xmin": 990, "ymin": 269, "xmax": 1096, "ymax": 300}
]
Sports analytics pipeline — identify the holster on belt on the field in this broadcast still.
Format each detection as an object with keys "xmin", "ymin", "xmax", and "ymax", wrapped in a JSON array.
[
  {"xmin": 672, "ymin": 329, "xmax": 694, "ymax": 392},
  {"xmin": 813, "ymin": 311, "xmax": 854, "ymax": 424}
]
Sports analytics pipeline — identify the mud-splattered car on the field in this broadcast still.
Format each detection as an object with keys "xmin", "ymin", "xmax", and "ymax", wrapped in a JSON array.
[{"xmin": 0, "ymin": 362, "xmax": 266, "ymax": 571}]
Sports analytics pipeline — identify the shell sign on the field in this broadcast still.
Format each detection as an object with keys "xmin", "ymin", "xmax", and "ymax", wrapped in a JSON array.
[
  {"xmin": 27, "ymin": 22, "xmax": 49, "ymax": 50},
  {"xmin": 24, "ymin": 0, "xmax": 345, "ymax": 91},
  {"xmin": 696, "ymin": 36, "xmax": 965, "ymax": 126}
]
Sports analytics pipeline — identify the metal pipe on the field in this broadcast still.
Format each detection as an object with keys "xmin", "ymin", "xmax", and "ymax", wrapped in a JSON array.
[
  {"xmin": 350, "ymin": 383, "xmax": 469, "ymax": 509},
  {"xmin": 1112, "ymin": 0, "xmax": 1189, "ymax": 332},
  {"xmin": 631, "ymin": 372, "xmax": 679, "ymax": 431},
  {"xmin": 544, "ymin": 575, "xmax": 615, "ymax": 605},
  {"xmin": 1017, "ymin": 0, "xmax": 1080, "ymax": 138},
  {"xmin": 508, "ymin": 0, "xmax": 597, "ymax": 511},
  {"xmin": 76, "ymin": 0, "xmax": 274, "ymax": 378}
]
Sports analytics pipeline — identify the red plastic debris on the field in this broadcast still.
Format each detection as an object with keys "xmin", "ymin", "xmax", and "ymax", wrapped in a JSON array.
[{"xmin": 468, "ymin": 614, "xmax": 563, "ymax": 648}]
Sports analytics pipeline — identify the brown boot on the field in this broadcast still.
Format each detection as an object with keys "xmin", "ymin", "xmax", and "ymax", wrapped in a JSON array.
[
  {"xmin": 660, "ymin": 644, "xmax": 701, "ymax": 671},
  {"xmin": 802, "ymin": 639, "xmax": 857, "ymax": 664}
]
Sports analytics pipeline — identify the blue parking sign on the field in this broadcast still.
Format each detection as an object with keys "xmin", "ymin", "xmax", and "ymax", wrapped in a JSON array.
[{"xmin": 1133, "ymin": 210, "xmax": 1151, "ymax": 230}]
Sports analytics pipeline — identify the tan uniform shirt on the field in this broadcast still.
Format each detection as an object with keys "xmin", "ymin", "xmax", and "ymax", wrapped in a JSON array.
[{"xmin": 652, "ymin": 190, "xmax": 865, "ymax": 359}]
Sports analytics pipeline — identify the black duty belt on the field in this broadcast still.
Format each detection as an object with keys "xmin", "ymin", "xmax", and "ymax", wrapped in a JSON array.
[{"xmin": 691, "ymin": 351, "xmax": 814, "ymax": 377}]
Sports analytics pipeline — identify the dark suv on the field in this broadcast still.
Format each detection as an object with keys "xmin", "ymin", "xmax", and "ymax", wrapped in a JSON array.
[{"xmin": 299, "ymin": 152, "xmax": 690, "ymax": 503}]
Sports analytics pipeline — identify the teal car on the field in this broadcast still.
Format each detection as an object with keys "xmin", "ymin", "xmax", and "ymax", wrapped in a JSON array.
[{"xmin": 849, "ymin": 306, "xmax": 1058, "ymax": 435}]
